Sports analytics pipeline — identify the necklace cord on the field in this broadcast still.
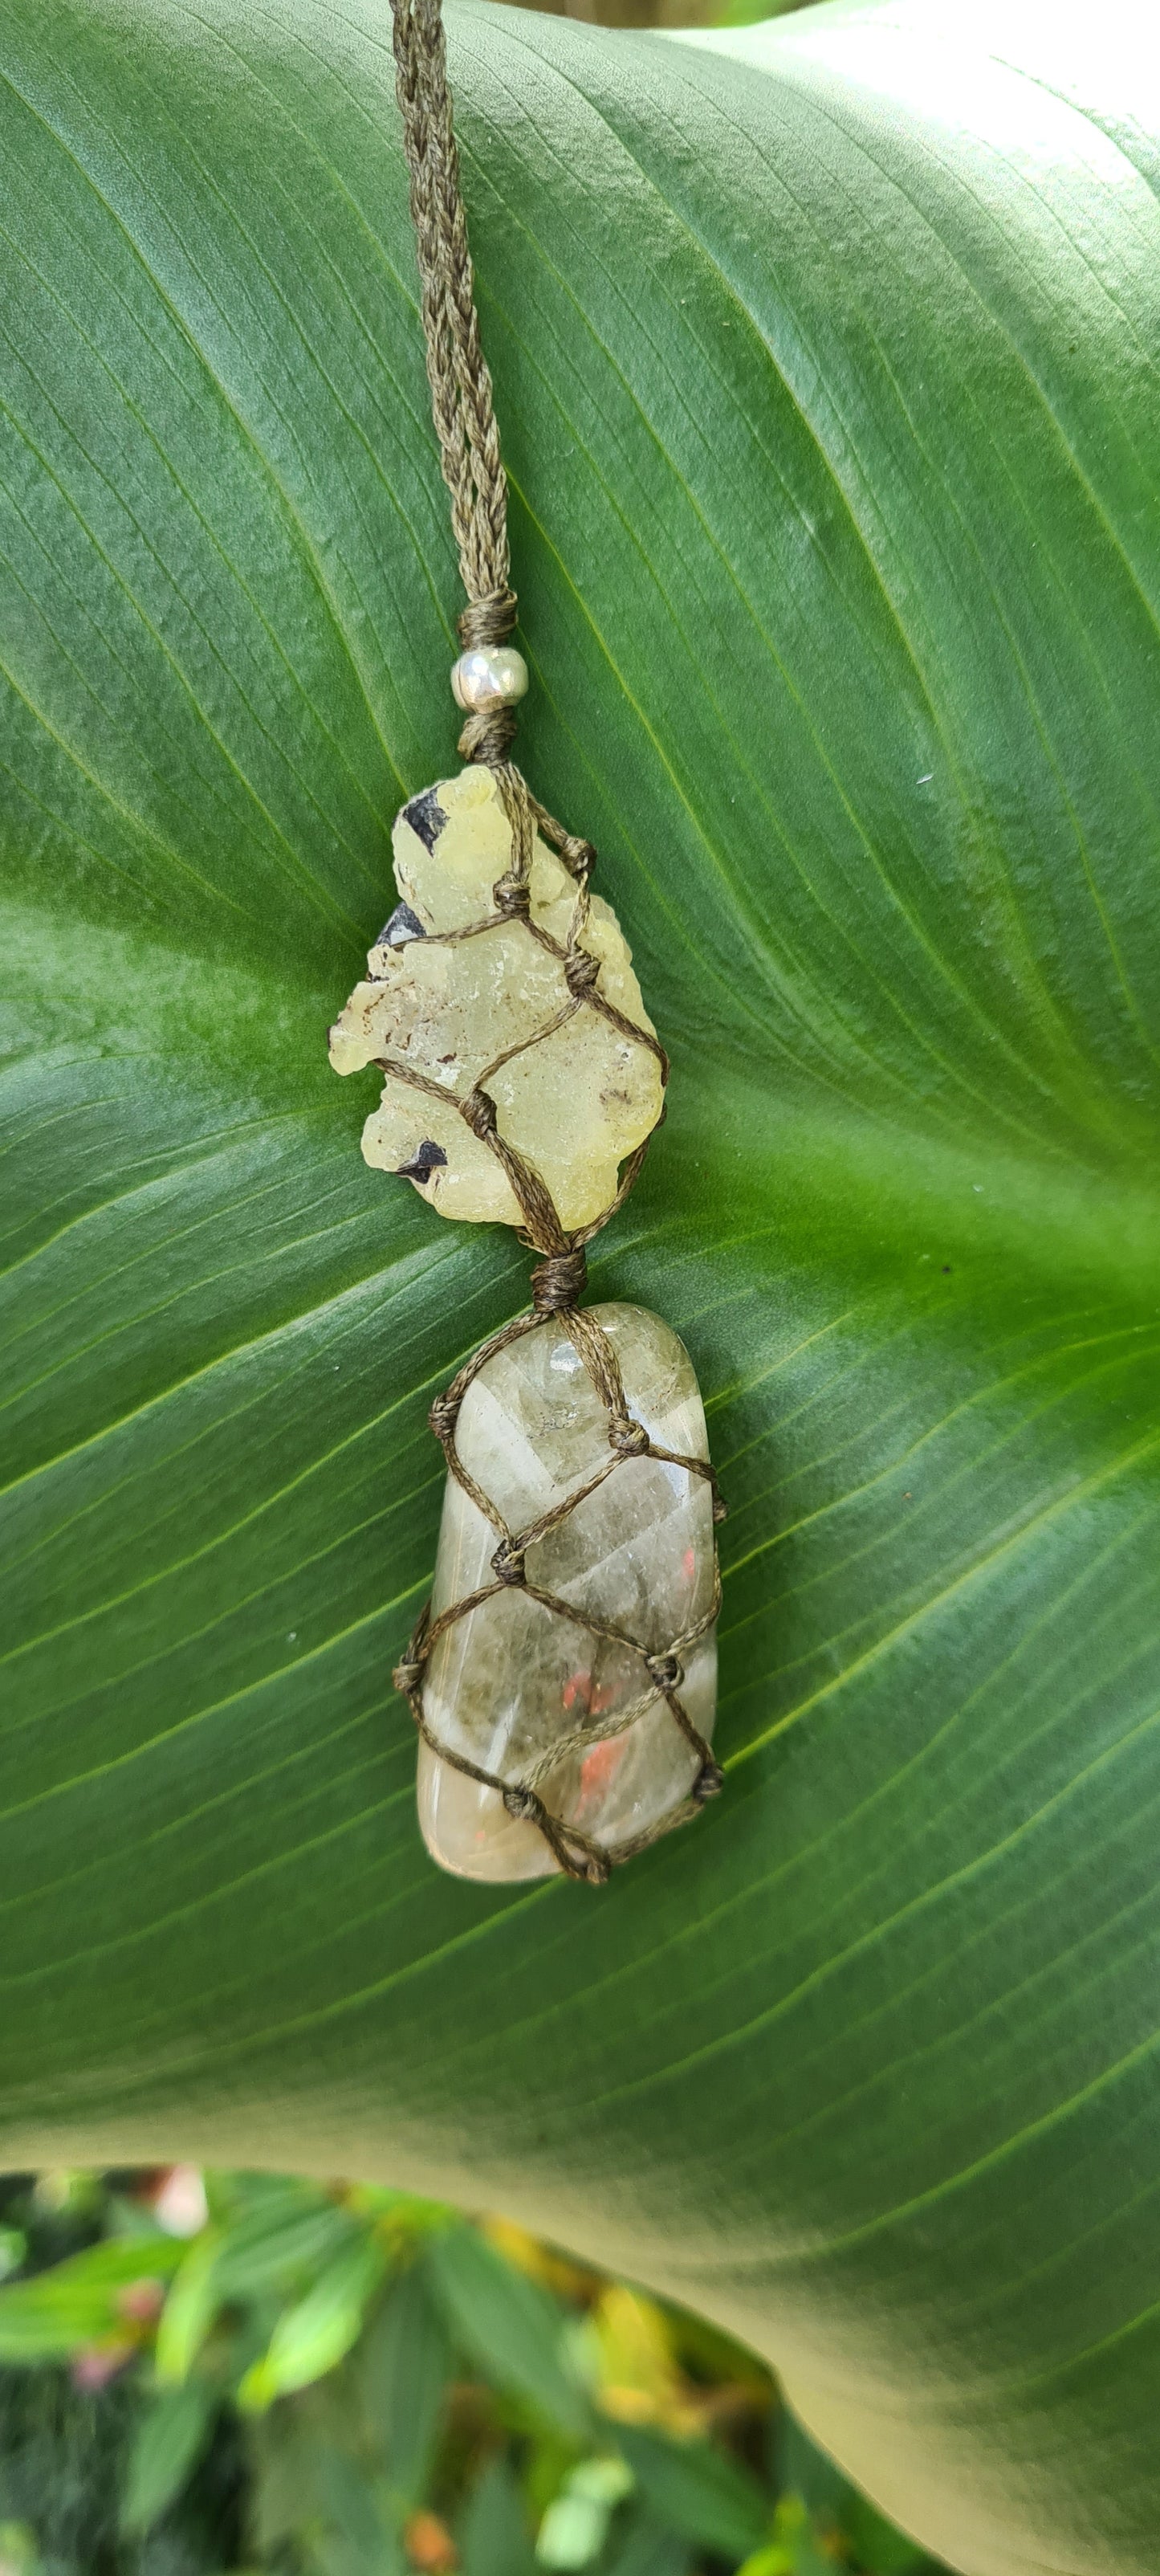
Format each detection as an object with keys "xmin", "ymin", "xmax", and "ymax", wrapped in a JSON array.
[{"xmin": 391, "ymin": 0, "xmax": 519, "ymax": 760}]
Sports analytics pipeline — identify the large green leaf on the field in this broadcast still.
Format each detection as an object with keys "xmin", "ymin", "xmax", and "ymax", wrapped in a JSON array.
[{"xmin": 2, "ymin": 0, "xmax": 1159, "ymax": 2566}]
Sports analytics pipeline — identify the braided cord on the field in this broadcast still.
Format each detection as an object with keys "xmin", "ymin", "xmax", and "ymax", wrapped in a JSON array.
[{"xmin": 391, "ymin": 0, "xmax": 518, "ymax": 688}]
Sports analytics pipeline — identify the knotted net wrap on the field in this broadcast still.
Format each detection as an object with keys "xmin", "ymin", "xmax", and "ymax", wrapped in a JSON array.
[
  {"xmin": 388, "ymin": 782, "xmax": 725, "ymax": 1884},
  {"xmin": 385, "ymin": 0, "xmax": 724, "ymax": 1881}
]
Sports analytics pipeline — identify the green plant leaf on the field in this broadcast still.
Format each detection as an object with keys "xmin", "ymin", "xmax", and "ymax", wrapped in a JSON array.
[
  {"xmin": 603, "ymin": 2520, "xmax": 695, "ymax": 2576},
  {"xmin": 0, "ymin": 2233, "xmax": 26, "ymax": 2283},
  {"xmin": 154, "ymin": 2182, "xmax": 360, "ymax": 2384},
  {"xmin": 429, "ymin": 2227, "xmax": 592, "ymax": 2440},
  {"xmin": 210, "ymin": 2185, "xmax": 362, "ymax": 2302},
  {"xmin": 238, "ymin": 2232, "xmax": 388, "ymax": 2408},
  {"xmin": 358, "ymin": 2260, "xmax": 450, "ymax": 2502},
  {"xmin": 616, "ymin": 2426, "xmax": 769, "ymax": 2559},
  {"xmin": 775, "ymin": 2415, "xmax": 847, "ymax": 2523},
  {"xmin": 2, "ymin": 0, "xmax": 1160, "ymax": 2568},
  {"xmin": 314, "ymin": 2446, "xmax": 406, "ymax": 2576},
  {"xmin": 153, "ymin": 2228, "xmax": 226, "ymax": 2387},
  {"xmin": 840, "ymin": 2491, "xmax": 937, "ymax": 2576},
  {"xmin": 458, "ymin": 2457, "xmax": 539, "ymax": 2576},
  {"xmin": 0, "ymin": 2238, "xmax": 184, "ymax": 2358},
  {"xmin": 120, "ymin": 2378, "xmax": 217, "ymax": 2535}
]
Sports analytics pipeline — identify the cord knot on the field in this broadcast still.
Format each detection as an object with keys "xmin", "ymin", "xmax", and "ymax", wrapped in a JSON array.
[
  {"xmin": 531, "ymin": 1244, "xmax": 587, "ymax": 1313},
  {"xmin": 491, "ymin": 1537, "xmax": 527, "ymax": 1586},
  {"xmin": 392, "ymin": 1653, "xmax": 427, "ymax": 1695},
  {"xmin": 608, "ymin": 1416, "xmax": 650, "ymax": 1458},
  {"xmin": 462, "ymin": 1086, "xmax": 499, "ymax": 1139},
  {"xmin": 564, "ymin": 838, "xmax": 596, "ymax": 885},
  {"xmin": 503, "ymin": 1783, "xmax": 541, "ymax": 1822},
  {"xmin": 564, "ymin": 948, "xmax": 600, "ymax": 998},
  {"xmin": 493, "ymin": 874, "xmax": 531, "ymax": 919},
  {"xmin": 458, "ymin": 705, "xmax": 519, "ymax": 766},
  {"xmin": 458, "ymin": 590, "xmax": 518, "ymax": 651},
  {"xmin": 645, "ymin": 1651, "xmax": 684, "ymax": 1691},
  {"xmin": 429, "ymin": 1392, "xmax": 462, "ymax": 1444},
  {"xmin": 692, "ymin": 1760, "xmax": 724, "ymax": 1804}
]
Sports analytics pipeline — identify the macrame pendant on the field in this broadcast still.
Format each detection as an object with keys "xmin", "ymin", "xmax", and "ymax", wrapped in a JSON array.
[
  {"xmin": 328, "ymin": 767, "xmax": 663, "ymax": 1229},
  {"xmin": 418, "ymin": 1305, "xmax": 718, "ymax": 1884},
  {"xmin": 331, "ymin": 770, "xmax": 722, "ymax": 1884},
  {"xmin": 331, "ymin": 0, "xmax": 724, "ymax": 1883}
]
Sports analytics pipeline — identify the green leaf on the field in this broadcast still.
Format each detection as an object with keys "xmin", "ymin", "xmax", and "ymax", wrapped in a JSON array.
[
  {"xmin": 153, "ymin": 2229, "xmax": 226, "ymax": 2386},
  {"xmin": 429, "ymin": 2228, "xmax": 592, "ymax": 2441},
  {"xmin": 250, "ymin": 2415, "xmax": 332, "ymax": 2555},
  {"xmin": 710, "ymin": 0, "xmax": 808, "ymax": 24},
  {"xmin": 238, "ymin": 2232, "xmax": 388, "ymax": 2407},
  {"xmin": 0, "ymin": 2233, "xmax": 26, "ymax": 2284},
  {"xmin": 3, "ymin": 0, "xmax": 1160, "ymax": 2568},
  {"xmin": 0, "ymin": 2237, "xmax": 184, "ymax": 2358},
  {"xmin": 458, "ymin": 2458, "xmax": 538, "ymax": 2576},
  {"xmin": 210, "ymin": 2187, "xmax": 362, "ymax": 2301},
  {"xmin": 616, "ymin": 2427, "xmax": 768, "ymax": 2560},
  {"xmin": 766, "ymin": 2497, "xmax": 847, "ymax": 2576},
  {"xmin": 603, "ymin": 2520, "xmax": 694, "ymax": 2576},
  {"xmin": 315, "ymin": 2448, "xmax": 406, "ymax": 2576},
  {"xmin": 775, "ymin": 2416, "xmax": 848, "ymax": 2522},
  {"xmin": 357, "ymin": 2260, "xmax": 450, "ymax": 2501},
  {"xmin": 840, "ymin": 2492, "xmax": 936, "ymax": 2576},
  {"xmin": 120, "ymin": 2379, "xmax": 217, "ymax": 2534},
  {"xmin": 154, "ymin": 2185, "xmax": 360, "ymax": 2385}
]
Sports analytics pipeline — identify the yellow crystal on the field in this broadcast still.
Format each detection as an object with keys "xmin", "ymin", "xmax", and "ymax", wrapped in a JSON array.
[{"xmin": 328, "ymin": 768, "xmax": 662, "ymax": 1231}]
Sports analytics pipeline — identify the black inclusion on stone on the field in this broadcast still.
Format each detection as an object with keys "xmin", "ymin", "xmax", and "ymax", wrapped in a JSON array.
[
  {"xmin": 403, "ymin": 788, "xmax": 446, "ymax": 853},
  {"xmin": 397, "ymin": 1140, "xmax": 448, "ymax": 1185},
  {"xmin": 376, "ymin": 899, "xmax": 426, "ymax": 947}
]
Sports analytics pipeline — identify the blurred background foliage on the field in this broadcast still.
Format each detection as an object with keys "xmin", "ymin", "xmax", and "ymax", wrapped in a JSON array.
[
  {"xmin": 0, "ymin": 2170, "xmax": 950, "ymax": 2576},
  {"xmin": 503, "ymin": 0, "xmax": 806, "ymax": 39}
]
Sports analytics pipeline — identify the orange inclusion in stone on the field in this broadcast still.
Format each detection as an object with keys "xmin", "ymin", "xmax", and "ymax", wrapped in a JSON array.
[{"xmin": 579, "ymin": 1736, "xmax": 625, "ymax": 1801}]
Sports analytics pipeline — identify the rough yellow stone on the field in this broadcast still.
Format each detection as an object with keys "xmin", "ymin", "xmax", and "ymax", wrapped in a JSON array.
[{"xmin": 328, "ymin": 767, "xmax": 662, "ymax": 1232}]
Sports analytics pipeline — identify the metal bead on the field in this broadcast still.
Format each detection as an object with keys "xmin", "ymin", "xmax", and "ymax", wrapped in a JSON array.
[{"xmin": 451, "ymin": 646, "xmax": 529, "ymax": 712}]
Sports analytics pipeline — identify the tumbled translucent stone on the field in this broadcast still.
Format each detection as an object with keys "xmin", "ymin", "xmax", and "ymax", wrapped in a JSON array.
[
  {"xmin": 328, "ymin": 767, "xmax": 662, "ymax": 1232},
  {"xmin": 418, "ymin": 1303, "xmax": 717, "ymax": 1882}
]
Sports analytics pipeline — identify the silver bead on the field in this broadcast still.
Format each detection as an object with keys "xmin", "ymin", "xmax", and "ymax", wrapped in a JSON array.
[{"xmin": 451, "ymin": 646, "xmax": 529, "ymax": 712}]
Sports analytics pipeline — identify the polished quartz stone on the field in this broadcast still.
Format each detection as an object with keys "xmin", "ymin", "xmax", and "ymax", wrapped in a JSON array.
[
  {"xmin": 418, "ymin": 1303, "xmax": 717, "ymax": 1882},
  {"xmin": 328, "ymin": 766, "xmax": 663, "ymax": 1232}
]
